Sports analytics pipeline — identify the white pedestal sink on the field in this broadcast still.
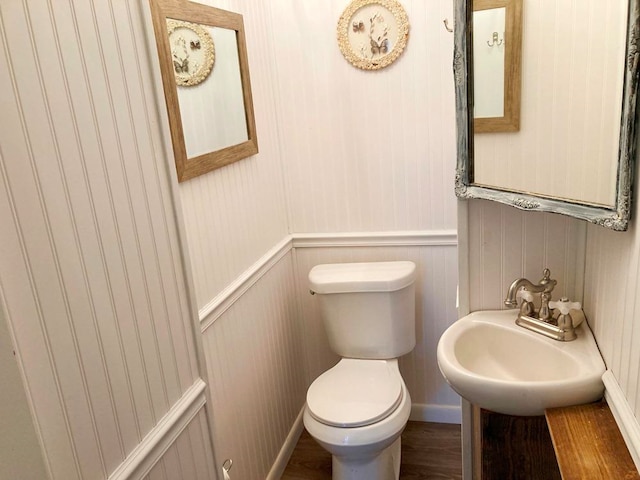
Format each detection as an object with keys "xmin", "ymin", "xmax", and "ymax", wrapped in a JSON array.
[{"xmin": 437, "ymin": 309, "xmax": 606, "ymax": 416}]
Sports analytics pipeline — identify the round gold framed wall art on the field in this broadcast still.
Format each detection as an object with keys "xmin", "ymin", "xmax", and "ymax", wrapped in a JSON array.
[
  {"xmin": 337, "ymin": 0, "xmax": 410, "ymax": 70},
  {"xmin": 166, "ymin": 19, "xmax": 215, "ymax": 87}
]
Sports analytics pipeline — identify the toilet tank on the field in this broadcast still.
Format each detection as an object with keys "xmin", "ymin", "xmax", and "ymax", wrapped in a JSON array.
[{"xmin": 308, "ymin": 261, "xmax": 416, "ymax": 359}]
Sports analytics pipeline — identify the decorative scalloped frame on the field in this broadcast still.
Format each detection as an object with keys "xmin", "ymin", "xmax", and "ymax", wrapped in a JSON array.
[
  {"xmin": 337, "ymin": 0, "xmax": 410, "ymax": 70},
  {"xmin": 166, "ymin": 19, "xmax": 215, "ymax": 87}
]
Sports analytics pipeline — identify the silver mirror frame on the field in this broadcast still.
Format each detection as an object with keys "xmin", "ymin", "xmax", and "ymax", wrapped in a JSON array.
[{"xmin": 454, "ymin": 0, "xmax": 640, "ymax": 231}]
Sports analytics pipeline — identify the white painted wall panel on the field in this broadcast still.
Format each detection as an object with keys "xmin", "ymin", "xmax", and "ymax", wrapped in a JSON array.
[
  {"xmin": 201, "ymin": 253, "xmax": 305, "ymax": 480},
  {"xmin": 178, "ymin": 0, "xmax": 460, "ymax": 304},
  {"xmin": 143, "ymin": 409, "xmax": 216, "ymax": 480},
  {"xmin": 584, "ymin": 178, "xmax": 640, "ymax": 420},
  {"xmin": 466, "ymin": 200, "xmax": 586, "ymax": 311},
  {"xmin": 293, "ymin": 244, "xmax": 460, "ymax": 410},
  {"xmin": 177, "ymin": 0, "xmax": 289, "ymax": 310},
  {"xmin": 178, "ymin": 1, "xmax": 463, "ymax": 472},
  {"xmin": 0, "ymin": 0, "xmax": 212, "ymax": 479},
  {"xmin": 272, "ymin": 0, "xmax": 458, "ymax": 233},
  {"xmin": 0, "ymin": 301, "xmax": 49, "ymax": 480}
]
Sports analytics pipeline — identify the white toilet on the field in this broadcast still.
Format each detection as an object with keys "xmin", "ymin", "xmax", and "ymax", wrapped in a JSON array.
[{"xmin": 304, "ymin": 261, "xmax": 416, "ymax": 480}]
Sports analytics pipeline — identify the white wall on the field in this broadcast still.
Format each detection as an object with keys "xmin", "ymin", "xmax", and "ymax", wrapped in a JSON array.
[
  {"xmin": 202, "ymin": 252, "xmax": 305, "ymax": 479},
  {"xmin": 179, "ymin": 0, "xmax": 290, "ymax": 311},
  {"xmin": 275, "ymin": 1, "xmax": 458, "ymax": 233},
  {"xmin": 465, "ymin": 200, "xmax": 586, "ymax": 312},
  {"xmin": 0, "ymin": 1, "xmax": 606, "ymax": 480},
  {"xmin": 0, "ymin": 303, "xmax": 48, "ymax": 480},
  {"xmin": 583, "ymin": 161, "xmax": 640, "ymax": 419},
  {"xmin": 175, "ymin": 0, "xmax": 463, "ymax": 475},
  {"xmin": 0, "ymin": 0, "xmax": 215, "ymax": 478}
]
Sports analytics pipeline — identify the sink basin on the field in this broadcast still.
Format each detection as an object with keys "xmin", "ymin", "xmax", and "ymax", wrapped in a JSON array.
[{"xmin": 437, "ymin": 309, "xmax": 606, "ymax": 416}]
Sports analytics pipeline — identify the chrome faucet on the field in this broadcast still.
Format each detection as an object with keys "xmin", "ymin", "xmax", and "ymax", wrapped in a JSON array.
[
  {"xmin": 504, "ymin": 268, "xmax": 557, "ymax": 321},
  {"xmin": 504, "ymin": 269, "xmax": 576, "ymax": 341}
]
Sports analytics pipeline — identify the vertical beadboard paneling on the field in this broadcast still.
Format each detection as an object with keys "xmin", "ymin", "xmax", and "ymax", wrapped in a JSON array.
[
  {"xmin": 467, "ymin": 200, "xmax": 586, "ymax": 311},
  {"xmin": 474, "ymin": 0, "xmax": 627, "ymax": 207},
  {"xmin": 177, "ymin": 0, "xmax": 289, "ymax": 310},
  {"xmin": 142, "ymin": 409, "xmax": 215, "ymax": 480},
  {"xmin": 0, "ymin": 0, "xmax": 211, "ymax": 478},
  {"xmin": 202, "ymin": 252, "xmax": 306, "ymax": 479},
  {"xmin": 0, "ymin": 298, "xmax": 49, "ymax": 479},
  {"xmin": 293, "ymin": 245, "xmax": 460, "ymax": 411},
  {"xmin": 272, "ymin": 0, "xmax": 457, "ymax": 233},
  {"xmin": 584, "ymin": 158, "xmax": 640, "ymax": 421}
]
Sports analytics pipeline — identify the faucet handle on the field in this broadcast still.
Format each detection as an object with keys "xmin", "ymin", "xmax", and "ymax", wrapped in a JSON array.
[
  {"xmin": 549, "ymin": 298, "xmax": 581, "ymax": 315},
  {"xmin": 539, "ymin": 268, "xmax": 557, "ymax": 291},
  {"xmin": 517, "ymin": 289, "xmax": 535, "ymax": 316}
]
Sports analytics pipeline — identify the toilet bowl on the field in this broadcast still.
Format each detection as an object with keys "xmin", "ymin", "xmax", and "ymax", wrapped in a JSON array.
[
  {"xmin": 303, "ymin": 358, "xmax": 411, "ymax": 480},
  {"xmin": 305, "ymin": 261, "xmax": 417, "ymax": 480}
]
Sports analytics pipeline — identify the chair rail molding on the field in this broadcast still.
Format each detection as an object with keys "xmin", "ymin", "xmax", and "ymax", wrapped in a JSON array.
[
  {"xmin": 107, "ymin": 380, "xmax": 207, "ymax": 480},
  {"xmin": 198, "ymin": 230, "xmax": 459, "ymax": 329}
]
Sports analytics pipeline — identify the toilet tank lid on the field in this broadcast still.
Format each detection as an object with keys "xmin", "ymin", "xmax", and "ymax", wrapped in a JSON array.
[{"xmin": 309, "ymin": 261, "xmax": 416, "ymax": 294}]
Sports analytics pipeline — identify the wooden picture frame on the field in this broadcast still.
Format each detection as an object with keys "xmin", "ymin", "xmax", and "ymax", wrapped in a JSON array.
[{"xmin": 149, "ymin": 0, "xmax": 258, "ymax": 182}]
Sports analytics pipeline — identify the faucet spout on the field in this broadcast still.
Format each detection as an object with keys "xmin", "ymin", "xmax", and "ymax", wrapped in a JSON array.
[
  {"xmin": 504, "ymin": 278, "xmax": 541, "ymax": 308},
  {"xmin": 503, "ymin": 268, "xmax": 557, "ymax": 308}
]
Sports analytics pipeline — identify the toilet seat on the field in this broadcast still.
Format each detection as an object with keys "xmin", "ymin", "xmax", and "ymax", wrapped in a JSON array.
[{"xmin": 306, "ymin": 359, "xmax": 403, "ymax": 428}]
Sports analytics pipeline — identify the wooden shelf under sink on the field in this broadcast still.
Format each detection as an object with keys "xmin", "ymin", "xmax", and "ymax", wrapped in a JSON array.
[{"xmin": 545, "ymin": 401, "xmax": 639, "ymax": 480}]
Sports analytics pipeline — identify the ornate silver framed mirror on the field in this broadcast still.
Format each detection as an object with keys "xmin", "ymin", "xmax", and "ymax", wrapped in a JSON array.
[{"xmin": 454, "ymin": 0, "xmax": 640, "ymax": 231}]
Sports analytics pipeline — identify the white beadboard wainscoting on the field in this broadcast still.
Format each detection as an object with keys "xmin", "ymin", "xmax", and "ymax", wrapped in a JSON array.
[
  {"xmin": 0, "ymin": 0, "xmax": 218, "ymax": 478},
  {"xmin": 175, "ymin": 0, "xmax": 291, "ymax": 312},
  {"xmin": 583, "ymin": 189, "xmax": 640, "ymax": 468},
  {"xmin": 457, "ymin": 199, "xmax": 589, "ymax": 479},
  {"xmin": 174, "ymin": 1, "xmax": 461, "ymax": 476},
  {"xmin": 201, "ymin": 250, "xmax": 306, "ymax": 480},
  {"xmin": 603, "ymin": 371, "xmax": 640, "ymax": 472},
  {"xmin": 142, "ymin": 407, "xmax": 216, "ymax": 480},
  {"xmin": 465, "ymin": 200, "xmax": 587, "ymax": 311},
  {"xmin": 112, "ymin": 381, "xmax": 212, "ymax": 480},
  {"xmin": 292, "ymin": 232, "xmax": 461, "ymax": 423},
  {"xmin": 178, "ymin": 0, "xmax": 459, "ymax": 313},
  {"xmin": 273, "ymin": 1, "xmax": 457, "ymax": 234},
  {"xmin": 194, "ymin": 231, "xmax": 461, "ymax": 479}
]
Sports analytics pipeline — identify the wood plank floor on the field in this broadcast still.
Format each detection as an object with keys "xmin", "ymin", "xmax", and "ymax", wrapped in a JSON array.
[{"xmin": 281, "ymin": 421, "xmax": 462, "ymax": 480}]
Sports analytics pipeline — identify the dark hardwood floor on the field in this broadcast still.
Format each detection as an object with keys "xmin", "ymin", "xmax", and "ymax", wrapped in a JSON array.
[{"xmin": 281, "ymin": 421, "xmax": 462, "ymax": 480}]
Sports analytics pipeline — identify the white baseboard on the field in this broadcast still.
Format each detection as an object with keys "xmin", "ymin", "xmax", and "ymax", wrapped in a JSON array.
[
  {"xmin": 410, "ymin": 403, "xmax": 461, "ymax": 424},
  {"xmin": 266, "ymin": 407, "xmax": 305, "ymax": 480},
  {"xmin": 603, "ymin": 370, "xmax": 640, "ymax": 472}
]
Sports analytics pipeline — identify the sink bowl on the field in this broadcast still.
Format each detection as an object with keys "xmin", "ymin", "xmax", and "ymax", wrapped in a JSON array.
[{"xmin": 437, "ymin": 309, "xmax": 606, "ymax": 416}]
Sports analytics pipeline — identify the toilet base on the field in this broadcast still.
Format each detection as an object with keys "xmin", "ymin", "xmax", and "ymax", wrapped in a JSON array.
[{"xmin": 331, "ymin": 437, "xmax": 401, "ymax": 480}]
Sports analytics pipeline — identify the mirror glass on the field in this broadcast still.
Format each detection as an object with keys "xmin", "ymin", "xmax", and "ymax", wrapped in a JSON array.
[
  {"xmin": 174, "ymin": 25, "xmax": 249, "ymax": 158},
  {"xmin": 454, "ymin": 0, "xmax": 640, "ymax": 230},
  {"xmin": 473, "ymin": 7, "xmax": 506, "ymax": 119},
  {"xmin": 473, "ymin": 0, "xmax": 522, "ymax": 133},
  {"xmin": 149, "ymin": 1, "xmax": 258, "ymax": 183}
]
